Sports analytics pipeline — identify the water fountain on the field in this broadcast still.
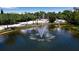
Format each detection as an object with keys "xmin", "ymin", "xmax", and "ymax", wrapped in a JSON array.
[
  {"xmin": 20, "ymin": 21, "xmax": 56, "ymax": 42},
  {"xmin": 37, "ymin": 25, "xmax": 47, "ymax": 38},
  {"xmin": 20, "ymin": 15, "xmax": 56, "ymax": 42},
  {"xmin": 29, "ymin": 23, "xmax": 56, "ymax": 42}
]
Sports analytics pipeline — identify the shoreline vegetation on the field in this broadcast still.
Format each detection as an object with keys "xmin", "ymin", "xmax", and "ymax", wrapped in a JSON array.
[
  {"xmin": 0, "ymin": 21, "xmax": 79, "ymax": 35},
  {"xmin": 0, "ymin": 7, "xmax": 79, "ymax": 35},
  {"xmin": 0, "ymin": 19, "xmax": 79, "ymax": 35}
]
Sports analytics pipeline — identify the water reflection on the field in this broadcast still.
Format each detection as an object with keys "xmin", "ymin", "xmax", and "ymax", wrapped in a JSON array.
[
  {"xmin": 54, "ymin": 27, "xmax": 62, "ymax": 32},
  {"xmin": 4, "ymin": 32, "xmax": 17, "ymax": 46},
  {"xmin": 5, "ymin": 36, "xmax": 16, "ymax": 46},
  {"xmin": 61, "ymin": 25, "xmax": 79, "ymax": 39},
  {"xmin": 70, "ymin": 30, "xmax": 79, "ymax": 38},
  {"xmin": 0, "ymin": 35, "xmax": 6, "ymax": 43}
]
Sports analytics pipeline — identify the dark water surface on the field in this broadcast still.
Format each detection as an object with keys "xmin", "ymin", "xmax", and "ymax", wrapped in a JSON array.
[{"xmin": 0, "ymin": 25, "xmax": 79, "ymax": 51}]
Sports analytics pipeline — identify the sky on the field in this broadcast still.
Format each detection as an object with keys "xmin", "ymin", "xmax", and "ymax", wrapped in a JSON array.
[{"xmin": 0, "ymin": 7, "xmax": 74, "ymax": 14}]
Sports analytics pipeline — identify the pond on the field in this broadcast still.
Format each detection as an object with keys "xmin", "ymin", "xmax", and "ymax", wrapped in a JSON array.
[{"xmin": 0, "ymin": 24, "xmax": 79, "ymax": 51}]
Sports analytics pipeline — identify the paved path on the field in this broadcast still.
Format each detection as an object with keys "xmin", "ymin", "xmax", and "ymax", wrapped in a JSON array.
[{"xmin": 0, "ymin": 19, "xmax": 49, "ymax": 30}]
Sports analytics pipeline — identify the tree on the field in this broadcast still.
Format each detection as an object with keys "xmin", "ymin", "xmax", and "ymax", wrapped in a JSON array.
[
  {"xmin": 1, "ymin": 9, "xmax": 3, "ymax": 14},
  {"xmin": 56, "ymin": 12, "xmax": 61, "ymax": 19},
  {"xmin": 60, "ymin": 10, "xmax": 75, "ymax": 24},
  {"xmin": 73, "ymin": 11, "xmax": 79, "ymax": 24},
  {"xmin": 47, "ymin": 12, "xmax": 56, "ymax": 23}
]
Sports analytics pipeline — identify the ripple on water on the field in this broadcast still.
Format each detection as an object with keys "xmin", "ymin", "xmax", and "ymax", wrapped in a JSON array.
[{"xmin": 0, "ymin": 35, "xmax": 6, "ymax": 43}]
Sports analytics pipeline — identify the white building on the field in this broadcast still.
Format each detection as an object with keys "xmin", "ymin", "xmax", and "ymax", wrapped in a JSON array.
[{"xmin": 54, "ymin": 19, "xmax": 66, "ymax": 24}]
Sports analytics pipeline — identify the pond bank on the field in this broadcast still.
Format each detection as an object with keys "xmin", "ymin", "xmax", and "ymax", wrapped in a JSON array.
[{"xmin": 0, "ymin": 23, "xmax": 47, "ymax": 35}]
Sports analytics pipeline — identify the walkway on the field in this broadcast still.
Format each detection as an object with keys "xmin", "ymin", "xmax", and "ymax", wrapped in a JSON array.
[{"xmin": 0, "ymin": 19, "xmax": 49, "ymax": 30}]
